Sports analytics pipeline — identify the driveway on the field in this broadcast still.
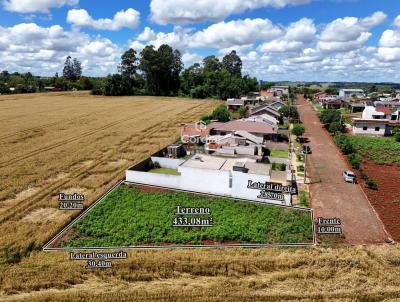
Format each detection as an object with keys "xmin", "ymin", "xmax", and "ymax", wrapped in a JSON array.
[{"xmin": 297, "ymin": 95, "xmax": 388, "ymax": 244}]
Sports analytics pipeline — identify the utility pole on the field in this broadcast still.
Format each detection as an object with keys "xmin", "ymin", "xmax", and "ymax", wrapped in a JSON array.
[{"xmin": 303, "ymin": 151, "xmax": 307, "ymax": 184}]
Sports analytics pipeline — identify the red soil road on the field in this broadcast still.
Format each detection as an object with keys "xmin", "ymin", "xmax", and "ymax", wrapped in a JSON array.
[{"xmin": 297, "ymin": 95, "xmax": 388, "ymax": 244}]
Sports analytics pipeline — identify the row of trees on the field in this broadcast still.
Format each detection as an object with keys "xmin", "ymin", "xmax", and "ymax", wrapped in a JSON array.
[
  {"xmin": 95, "ymin": 45, "xmax": 259, "ymax": 98},
  {"xmin": 180, "ymin": 53, "xmax": 258, "ymax": 99},
  {"xmin": 0, "ymin": 56, "xmax": 97, "ymax": 94}
]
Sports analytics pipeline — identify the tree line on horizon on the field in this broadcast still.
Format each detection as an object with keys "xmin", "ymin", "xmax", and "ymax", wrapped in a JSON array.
[
  {"xmin": 93, "ymin": 44, "xmax": 259, "ymax": 99},
  {"xmin": 0, "ymin": 45, "xmax": 258, "ymax": 99}
]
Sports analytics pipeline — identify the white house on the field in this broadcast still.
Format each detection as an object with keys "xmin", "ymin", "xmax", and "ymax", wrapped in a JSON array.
[
  {"xmin": 339, "ymin": 89, "xmax": 364, "ymax": 98},
  {"xmin": 269, "ymin": 85, "xmax": 289, "ymax": 96},
  {"xmin": 353, "ymin": 106, "xmax": 392, "ymax": 136}
]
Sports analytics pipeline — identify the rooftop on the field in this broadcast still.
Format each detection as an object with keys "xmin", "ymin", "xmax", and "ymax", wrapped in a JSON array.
[
  {"xmin": 209, "ymin": 120, "xmax": 278, "ymax": 134},
  {"xmin": 181, "ymin": 154, "xmax": 271, "ymax": 176}
]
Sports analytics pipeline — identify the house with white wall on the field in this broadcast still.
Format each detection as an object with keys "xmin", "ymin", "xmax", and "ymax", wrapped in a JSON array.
[
  {"xmin": 339, "ymin": 89, "xmax": 364, "ymax": 99},
  {"xmin": 353, "ymin": 106, "xmax": 393, "ymax": 136},
  {"xmin": 126, "ymin": 153, "xmax": 293, "ymax": 206}
]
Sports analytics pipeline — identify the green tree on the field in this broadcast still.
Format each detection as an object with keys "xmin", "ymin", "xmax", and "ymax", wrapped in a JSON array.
[
  {"xmin": 118, "ymin": 48, "xmax": 138, "ymax": 78},
  {"xmin": 203, "ymin": 55, "xmax": 222, "ymax": 73},
  {"xmin": 238, "ymin": 107, "xmax": 247, "ymax": 118},
  {"xmin": 393, "ymin": 128, "xmax": 400, "ymax": 142},
  {"xmin": 320, "ymin": 109, "xmax": 341, "ymax": 126},
  {"xmin": 63, "ymin": 56, "xmax": 82, "ymax": 81},
  {"xmin": 139, "ymin": 44, "xmax": 182, "ymax": 95},
  {"xmin": 279, "ymin": 105, "xmax": 299, "ymax": 120},
  {"xmin": 72, "ymin": 58, "xmax": 82, "ymax": 80},
  {"xmin": 261, "ymin": 82, "xmax": 274, "ymax": 90},
  {"xmin": 292, "ymin": 124, "xmax": 305, "ymax": 137},
  {"xmin": 222, "ymin": 50, "xmax": 242, "ymax": 77},
  {"xmin": 212, "ymin": 104, "xmax": 230, "ymax": 122},
  {"xmin": 62, "ymin": 56, "xmax": 74, "ymax": 80},
  {"xmin": 103, "ymin": 74, "xmax": 135, "ymax": 96}
]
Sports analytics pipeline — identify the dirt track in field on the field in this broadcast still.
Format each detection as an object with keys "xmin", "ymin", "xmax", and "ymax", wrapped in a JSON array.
[
  {"xmin": 297, "ymin": 95, "xmax": 388, "ymax": 244},
  {"xmin": 0, "ymin": 91, "xmax": 219, "ymax": 251}
]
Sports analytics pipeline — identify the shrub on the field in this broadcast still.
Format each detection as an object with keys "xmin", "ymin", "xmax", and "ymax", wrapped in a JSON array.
[
  {"xmin": 212, "ymin": 104, "xmax": 230, "ymax": 122},
  {"xmin": 328, "ymin": 122, "xmax": 342, "ymax": 134},
  {"xmin": 347, "ymin": 153, "xmax": 361, "ymax": 170},
  {"xmin": 292, "ymin": 124, "xmax": 305, "ymax": 137},
  {"xmin": 334, "ymin": 135, "xmax": 354, "ymax": 155},
  {"xmin": 238, "ymin": 107, "xmax": 247, "ymax": 118},
  {"xmin": 297, "ymin": 165, "xmax": 304, "ymax": 172},
  {"xmin": 272, "ymin": 163, "xmax": 286, "ymax": 171},
  {"xmin": 296, "ymin": 153, "xmax": 304, "ymax": 161},
  {"xmin": 299, "ymin": 190, "xmax": 310, "ymax": 207},
  {"xmin": 393, "ymin": 128, "xmax": 400, "ymax": 142},
  {"xmin": 365, "ymin": 179, "xmax": 378, "ymax": 190},
  {"xmin": 360, "ymin": 172, "xmax": 368, "ymax": 180},
  {"xmin": 153, "ymin": 161, "xmax": 161, "ymax": 168}
]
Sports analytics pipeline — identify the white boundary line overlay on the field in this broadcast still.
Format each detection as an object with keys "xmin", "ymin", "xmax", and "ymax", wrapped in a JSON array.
[{"xmin": 43, "ymin": 180, "xmax": 317, "ymax": 251}]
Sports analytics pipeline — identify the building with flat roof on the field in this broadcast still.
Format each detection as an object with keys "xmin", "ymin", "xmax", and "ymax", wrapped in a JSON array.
[
  {"xmin": 126, "ymin": 153, "xmax": 293, "ymax": 205},
  {"xmin": 339, "ymin": 89, "xmax": 364, "ymax": 98}
]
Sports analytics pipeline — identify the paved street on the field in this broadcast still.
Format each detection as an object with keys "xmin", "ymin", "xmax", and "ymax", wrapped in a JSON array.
[{"xmin": 297, "ymin": 95, "xmax": 388, "ymax": 244}]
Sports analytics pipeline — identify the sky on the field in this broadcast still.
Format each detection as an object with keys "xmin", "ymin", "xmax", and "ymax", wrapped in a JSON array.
[{"xmin": 1, "ymin": 0, "xmax": 400, "ymax": 82}]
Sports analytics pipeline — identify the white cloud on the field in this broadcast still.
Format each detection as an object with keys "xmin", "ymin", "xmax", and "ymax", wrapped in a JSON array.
[
  {"xmin": 317, "ymin": 11, "xmax": 386, "ymax": 53},
  {"xmin": 3, "ymin": 0, "xmax": 78, "ymax": 13},
  {"xmin": 67, "ymin": 8, "xmax": 140, "ymax": 31},
  {"xmin": 394, "ymin": 15, "xmax": 400, "ymax": 28},
  {"xmin": 258, "ymin": 18, "xmax": 315, "ymax": 53},
  {"xmin": 182, "ymin": 52, "xmax": 202, "ymax": 67},
  {"xmin": 137, "ymin": 27, "xmax": 157, "ymax": 41},
  {"xmin": 150, "ymin": 0, "xmax": 312, "ymax": 25},
  {"xmin": 189, "ymin": 18, "xmax": 283, "ymax": 48},
  {"xmin": 285, "ymin": 18, "xmax": 316, "ymax": 43},
  {"xmin": 0, "ymin": 23, "xmax": 121, "ymax": 75},
  {"xmin": 129, "ymin": 40, "xmax": 146, "ymax": 52},
  {"xmin": 378, "ymin": 29, "xmax": 400, "ymax": 62},
  {"xmin": 259, "ymin": 40, "xmax": 304, "ymax": 53}
]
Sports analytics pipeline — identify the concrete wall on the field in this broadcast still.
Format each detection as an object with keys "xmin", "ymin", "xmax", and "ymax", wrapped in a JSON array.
[
  {"xmin": 126, "ymin": 170, "xmax": 181, "ymax": 188},
  {"xmin": 126, "ymin": 159, "xmax": 291, "ymax": 205},
  {"xmin": 267, "ymin": 156, "xmax": 289, "ymax": 165},
  {"xmin": 353, "ymin": 123, "xmax": 387, "ymax": 136},
  {"xmin": 151, "ymin": 157, "xmax": 184, "ymax": 169},
  {"xmin": 231, "ymin": 171, "xmax": 291, "ymax": 205},
  {"xmin": 178, "ymin": 166, "xmax": 231, "ymax": 196}
]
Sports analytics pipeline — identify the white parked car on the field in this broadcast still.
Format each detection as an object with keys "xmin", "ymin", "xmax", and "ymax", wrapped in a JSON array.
[{"xmin": 343, "ymin": 171, "xmax": 356, "ymax": 183}]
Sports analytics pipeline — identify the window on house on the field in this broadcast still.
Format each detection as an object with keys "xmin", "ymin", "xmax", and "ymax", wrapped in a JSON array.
[
  {"xmin": 363, "ymin": 126, "xmax": 367, "ymax": 131},
  {"xmin": 375, "ymin": 127, "xmax": 380, "ymax": 131}
]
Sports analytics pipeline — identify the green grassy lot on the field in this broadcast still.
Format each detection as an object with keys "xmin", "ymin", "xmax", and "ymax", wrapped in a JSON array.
[
  {"xmin": 149, "ymin": 168, "xmax": 181, "ymax": 175},
  {"xmin": 270, "ymin": 149, "xmax": 289, "ymax": 159},
  {"xmin": 347, "ymin": 135, "xmax": 400, "ymax": 165},
  {"xmin": 63, "ymin": 186, "xmax": 313, "ymax": 247}
]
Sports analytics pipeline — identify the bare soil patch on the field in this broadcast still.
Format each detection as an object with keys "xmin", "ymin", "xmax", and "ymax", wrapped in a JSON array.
[{"xmin": 355, "ymin": 161, "xmax": 400, "ymax": 242}]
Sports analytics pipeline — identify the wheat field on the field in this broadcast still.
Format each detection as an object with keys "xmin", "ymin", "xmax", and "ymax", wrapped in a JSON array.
[
  {"xmin": 0, "ymin": 92, "xmax": 399, "ymax": 301},
  {"xmin": 0, "ymin": 92, "xmax": 219, "ymax": 256}
]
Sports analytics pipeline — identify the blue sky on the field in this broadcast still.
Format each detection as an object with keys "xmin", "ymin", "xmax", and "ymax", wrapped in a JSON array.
[{"xmin": 0, "ymin": 0, "xmax": 400, "ymax": 82}]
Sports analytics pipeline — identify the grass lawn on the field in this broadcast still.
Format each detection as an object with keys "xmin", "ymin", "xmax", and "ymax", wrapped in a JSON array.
[
  {"xmin": 346, "ymin": 135, "xmax": 400, "ymax": 165},
  {"xmin": 63, "ymin": 185, "xmax": 313, "ymax": 247},
  {"xmin": 149, "ymin": 168, "xmax": 181, "ymax": 175},
  {"xmin": 270, "ymin": 149, "xmax": 289, "ymax": 159}
]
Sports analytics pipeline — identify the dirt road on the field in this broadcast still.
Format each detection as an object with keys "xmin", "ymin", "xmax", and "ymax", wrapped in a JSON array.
[{"xmin": 297, "ymin": 95, "xmax": 388, "ymax": 244}]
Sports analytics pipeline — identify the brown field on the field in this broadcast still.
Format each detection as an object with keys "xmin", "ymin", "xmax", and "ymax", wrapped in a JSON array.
[
  {"xmin": 0, "ymin": 92, "xmax": 219, "ymax": 255},
  {"xmin": 1, "ymin": 92, "xmax": 400, "ymax": 301}
]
